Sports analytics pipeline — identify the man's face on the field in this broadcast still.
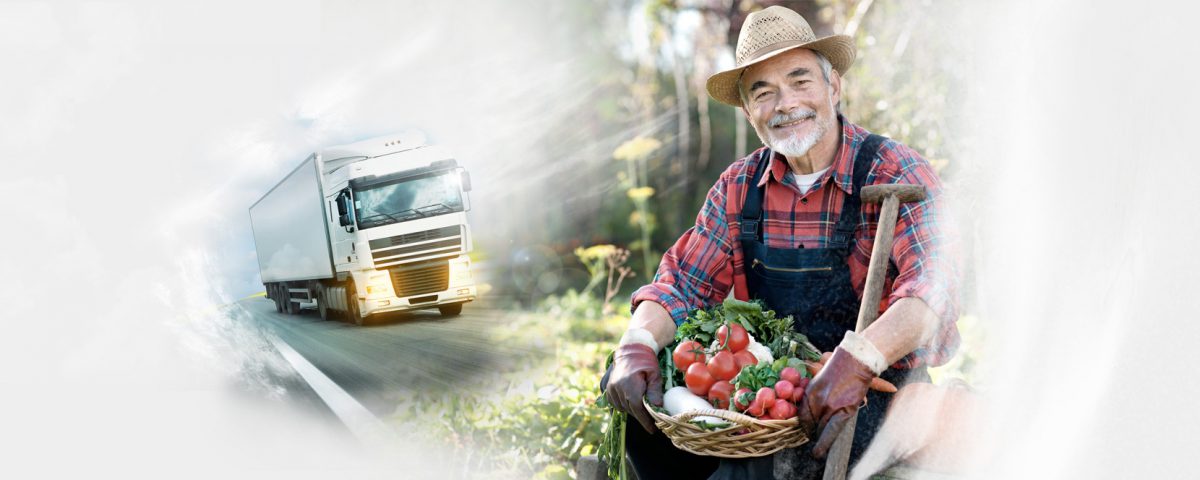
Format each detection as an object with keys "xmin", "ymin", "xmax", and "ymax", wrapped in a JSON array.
[{"xmin": 740, "ymin": 48, "xmax": 841, "ymax": 159}]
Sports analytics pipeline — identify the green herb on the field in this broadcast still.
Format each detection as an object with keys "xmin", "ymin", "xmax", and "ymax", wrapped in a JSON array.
[
  {"xmin": 673, "ymin": 297, "xmax": 822, "ymax": 362},
  {"xmin": 732, "ymin": 362, "xmax": 780, "ymax": 392},
  {"xmin": 597, "ymin": 351, "xmax": 629, "ymax": 480}
]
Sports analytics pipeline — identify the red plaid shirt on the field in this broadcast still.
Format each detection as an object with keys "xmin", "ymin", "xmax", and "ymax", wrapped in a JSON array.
[{"xmin": 632, "ymin": 117, "xmax": 960, "ymax": 369}]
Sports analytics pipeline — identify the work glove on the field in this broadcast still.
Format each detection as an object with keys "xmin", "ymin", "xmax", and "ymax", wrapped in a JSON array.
[
  {"xmin": 602, "ymin": 342, "xmax": 664, "ymax": 434},
  {"xmin": 798, "ymin": 332, "xmax": 886, "ymax": 458}
]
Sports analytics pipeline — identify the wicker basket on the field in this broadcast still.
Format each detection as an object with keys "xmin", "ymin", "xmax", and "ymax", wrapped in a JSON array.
[{"xmin": 643, "ymin": 398, "xmax": 809, "ymax": 458}]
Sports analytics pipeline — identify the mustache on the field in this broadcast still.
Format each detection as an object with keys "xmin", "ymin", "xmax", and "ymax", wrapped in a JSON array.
[{"xmin": 768, "ymin": 109, "xmax": 817, "ymax": 128}]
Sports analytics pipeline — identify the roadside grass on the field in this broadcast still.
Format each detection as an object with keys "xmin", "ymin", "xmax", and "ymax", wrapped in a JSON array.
[{"xmin": 387, "ymin": 290, "xmax": 624, "ymax": 479}]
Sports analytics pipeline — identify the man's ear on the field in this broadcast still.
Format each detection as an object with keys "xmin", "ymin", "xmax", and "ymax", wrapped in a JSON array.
[{"xmin": 829, "ymin": 69, "xmax": 843, "ymax": 106}]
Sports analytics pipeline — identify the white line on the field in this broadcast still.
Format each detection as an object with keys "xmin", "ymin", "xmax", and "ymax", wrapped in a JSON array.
[{"xmin": 267, "ymin": 334, "xmax": 398, "ymax": 444}]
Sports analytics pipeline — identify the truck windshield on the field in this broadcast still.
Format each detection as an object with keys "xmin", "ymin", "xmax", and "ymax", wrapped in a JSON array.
[{"xmin": 354, "ymin": 171, "xmax": 464, "ymax": 229}]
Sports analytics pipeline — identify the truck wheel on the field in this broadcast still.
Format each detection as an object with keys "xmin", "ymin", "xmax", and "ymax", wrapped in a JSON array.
[
  {"xmin": 317, "ymin": 285, "xmax": 331, "ymax": 321},
  {"xmin": 438, "ymin": 303, "xmax": 463, "ymax": 317},
  {"xmin": 285, "ymin": 286, "xmax": 300, "ymax": 315},
  {"xmin": 346, "ymin": 281, "xmax": 364, "ymax": 326},
  {"xmin": 271, "ymin": 284, "xmax": 284, "ymax": 313}
]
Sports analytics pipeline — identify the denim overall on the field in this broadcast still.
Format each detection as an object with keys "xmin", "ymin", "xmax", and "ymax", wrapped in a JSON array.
[{"xmin": 708, "ymin": 134, "xmax": 928, "ymax": 479}]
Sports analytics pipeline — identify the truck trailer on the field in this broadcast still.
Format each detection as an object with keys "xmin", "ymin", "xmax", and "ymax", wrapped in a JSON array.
[{"xmin": 249, "ymin": 131, "xmax": 477, "ymax": 324}]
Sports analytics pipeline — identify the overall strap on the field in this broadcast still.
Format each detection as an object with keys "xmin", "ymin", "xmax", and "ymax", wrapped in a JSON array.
[
  {"xmin": 831, "ymin": 134, "xmax": 887, "ymax": 249},
  {"xmin": 738, "ymin": 149, "xmax": 772, "ymax": 242}
]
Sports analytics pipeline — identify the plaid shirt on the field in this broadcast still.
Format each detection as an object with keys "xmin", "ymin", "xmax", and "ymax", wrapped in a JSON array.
[{"xmin": 632, "ymin": 117, "xmax": 960, "ymax": 369}]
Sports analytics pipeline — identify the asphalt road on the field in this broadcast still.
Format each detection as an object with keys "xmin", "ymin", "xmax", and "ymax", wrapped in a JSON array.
[{"xmin": 236, "ymin": 297, "xmax": 535, "ymax": 419}]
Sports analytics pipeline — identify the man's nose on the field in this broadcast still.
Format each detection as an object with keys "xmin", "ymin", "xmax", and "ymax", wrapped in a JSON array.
[{"xmin": 775, "ymin": 88, "xmax": 802, "ymax": 114}]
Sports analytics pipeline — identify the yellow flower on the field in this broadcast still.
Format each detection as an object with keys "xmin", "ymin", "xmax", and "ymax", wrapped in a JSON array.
[
  {"xmin": 626, "ymin": 186, "xmax": 655, "ymax": 201},
  {"xmin": 575, "ymin": 244, "xmax": 616, "ymax": 262},
  {"xmin": 613, "ymin": 136, "xmax": 662, "ymax": 162}
]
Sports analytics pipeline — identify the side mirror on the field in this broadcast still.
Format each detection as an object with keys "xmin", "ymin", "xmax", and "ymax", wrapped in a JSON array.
[
  {"xmin": 336, "ymin": 190, "xmax": 354, "ymax": 228},
  {"xmin": 460, "ymin": 170, "xmax": 472, "ymax": 192}
]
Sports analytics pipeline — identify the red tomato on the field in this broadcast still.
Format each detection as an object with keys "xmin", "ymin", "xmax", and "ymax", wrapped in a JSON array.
[
  {"xmin": 733, "ymin": 350, "xmax": 758, "ymax": 370},
  {"xmin": 732, "ymin": 388, "xmax": 754, "ymax": 411},
  {"xmin": 716, "ymin": 323, "xmax": 750, "ymax": 352},
  {"xmin": 779, "ymin": 366, "xmax": 802, "ymax": 385},
  {"xmin": 768, "ymin": 399, "xmax": 796, "ymax": 420},
  {"xmin": 685, "ymin": 362, "xmax": 716, "ymax": 396},
  {"xmin": 707, "ymin": 350, "xmax": 738, "ymax": 381},
  {"xmin": 774, "ymin": 380, "xmax": 794, "ymax": 401},
  {"xmin": 673, "ymin": 340, "xmax": 707, "ymax": 372},
  {"xmin": 756, "ymin": 387, "xmax": 776, "ymax": 407},
  {"xmin": 708, "ymin": 381, "xmax": 734, "ymax": 409}
]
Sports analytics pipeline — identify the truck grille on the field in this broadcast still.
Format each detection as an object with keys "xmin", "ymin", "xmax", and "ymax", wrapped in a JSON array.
[
  {"xmin": 370, "ymin": 226, "xmax": 463, "ymax": 268},
  {"xmin": 388, "ymin": 260, "xmax": 449, "ymax": 297}
]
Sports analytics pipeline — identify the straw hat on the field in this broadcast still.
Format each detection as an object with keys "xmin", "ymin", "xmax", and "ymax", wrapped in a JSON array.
[{"xmin": 706, "ymin": 6, "xmax": 856, "ymax": 107}]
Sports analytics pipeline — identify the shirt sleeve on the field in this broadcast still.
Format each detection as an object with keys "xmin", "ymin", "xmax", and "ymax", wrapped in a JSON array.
[
  {"xmin": 875, "ymin": 143, "xmax": 962, "ymax": 368},
  {"xmin": 630, "ymin": 171, "xmax": 737, "ymax": 326}
]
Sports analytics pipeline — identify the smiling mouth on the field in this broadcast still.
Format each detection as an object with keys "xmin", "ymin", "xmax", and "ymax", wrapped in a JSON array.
[{"xmin": 773, "ymin": 117, "xmax": 809, "ymax": 129}]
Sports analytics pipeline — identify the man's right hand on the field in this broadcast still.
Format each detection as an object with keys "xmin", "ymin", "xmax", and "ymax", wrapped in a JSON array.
[{"xmin": 603, "ymin": 343, "xmax": 664, "ymax": 433}]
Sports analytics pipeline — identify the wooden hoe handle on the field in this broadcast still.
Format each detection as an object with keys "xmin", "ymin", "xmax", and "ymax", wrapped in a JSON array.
[{"xmin": 823, "ymin": 184, "xmax": 926, "ymax": 480}]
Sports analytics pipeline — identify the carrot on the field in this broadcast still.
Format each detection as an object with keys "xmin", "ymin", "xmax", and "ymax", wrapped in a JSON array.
[
  {"xmin": 804, "ymin": 360, "xmax": 899, "ymax": 393},
  {"xmin": 870, "ymin": 378, "xmax": 899, "ymax": 393}
]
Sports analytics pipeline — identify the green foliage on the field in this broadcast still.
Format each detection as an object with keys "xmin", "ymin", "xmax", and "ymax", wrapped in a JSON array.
[
  {"xmin": 540, "ymin": 289, "xmax": 606, "ymax": 322},
  {"xmin": 675, "ymin": 297, "xmax": 821, "ymax": 361},
  {"xmin": 388, "ymin": 306, "xmax": 629, "ymax": 478}
]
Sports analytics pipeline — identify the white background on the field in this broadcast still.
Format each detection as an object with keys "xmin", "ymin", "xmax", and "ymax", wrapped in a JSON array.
[{"xmin": 1, "ymin": 0, "xmax": 1198, "ymax": 478}]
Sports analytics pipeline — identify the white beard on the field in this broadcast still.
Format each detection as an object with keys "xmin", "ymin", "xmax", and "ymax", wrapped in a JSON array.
[
  {"xmin": 753, "ymin": 93, "xmax": 837, "ymax": 159},
  {"xmin": 769, "ymin": 123, "xmax": 824, "ymax": 158}
]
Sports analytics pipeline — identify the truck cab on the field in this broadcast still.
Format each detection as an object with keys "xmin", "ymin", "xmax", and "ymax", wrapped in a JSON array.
[{"xmin": 319, "ymin": 132, "xmax": 476, "ymax": 321}]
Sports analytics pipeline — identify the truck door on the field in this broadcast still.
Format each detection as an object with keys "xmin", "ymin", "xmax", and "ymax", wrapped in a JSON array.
[{"xmin": 330, "ymin": 189, "xmax": 357, "ymax": 270}]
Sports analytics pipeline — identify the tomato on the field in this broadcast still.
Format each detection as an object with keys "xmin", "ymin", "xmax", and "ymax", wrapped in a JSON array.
[
  {"xmin": 733, "ymin": 350, "xmax": 758, "ymax": 371},
  {"xmin": 779, "ymin": 366, "xmax": 802, "ymax": 385},
  {"xmin": 673, "ymin": 340, "xmax": 706, "ymax": 372},
  {"xmin": 708, "ymin": 380, "xmax": 734, "ymax": 409},
  {"xmin": 756, "ymin": 387, "xmax": 776, "ymax": 407},
  {"xmin": 707, "ymin": 350, "xmax": 738, "ymax": 381},
  {"xmin": 732, "ymin": 388, "xmax": 754, "ymax": 411},
  {"xmin": 768, "ymin": 399, "xmax": 796, "ymax": 420},
  {"xmin": 774, "ymin": 380, "xmax": 794, "ymax": 401},
  {"xmin": 716, "ymin": 323, "xmax": 750, "ymax": 352},
  {"xmin": 685, "ymin": 362, "xmax": 716, "ymax": 396}
]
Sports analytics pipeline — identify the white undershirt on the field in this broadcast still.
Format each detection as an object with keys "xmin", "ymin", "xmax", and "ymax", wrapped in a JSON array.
[{"xmin": 791, "ymin": 167, "xmax": 830, "ymax": 195}]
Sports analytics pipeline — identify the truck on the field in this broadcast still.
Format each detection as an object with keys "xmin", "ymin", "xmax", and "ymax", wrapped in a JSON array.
[{"xmin": 249, "ymin": 131, "xmax": 477, "ymax": 324}]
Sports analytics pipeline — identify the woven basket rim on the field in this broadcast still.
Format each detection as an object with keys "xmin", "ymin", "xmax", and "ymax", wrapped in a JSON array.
[{"xmin": 643, "ymin": 398, "xmax": 808, "ymax": 458}]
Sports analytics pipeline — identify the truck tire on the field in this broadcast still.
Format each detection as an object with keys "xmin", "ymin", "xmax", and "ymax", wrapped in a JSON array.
[
  {"xmin": 285, "ymin": 285, "xmax": 301, "ymax": 315},
  {"xmin": 317, "ymin": 284, "xmax": 331, "ymax": 321},
  {"xmin": 271, "ymin": 284, "xmax": 284, "ymax": 313},
  {"xmin": 346, "ymin": 280, "xmax": 365, "ymax": 326},
  {"xmin": 438, "ymin": 303, "xmax": 463, "ymax": 317}
]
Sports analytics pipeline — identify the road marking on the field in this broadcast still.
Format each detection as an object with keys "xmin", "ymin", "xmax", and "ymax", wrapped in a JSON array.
[{"xmin": 266, "ymin": 334, "xmax": 398, "ymax": 445}]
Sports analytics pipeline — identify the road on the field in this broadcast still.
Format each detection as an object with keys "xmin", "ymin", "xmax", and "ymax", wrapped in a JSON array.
[{"xmin": 235, "ymin": 297, "xmax": 537, "ymax": 420}]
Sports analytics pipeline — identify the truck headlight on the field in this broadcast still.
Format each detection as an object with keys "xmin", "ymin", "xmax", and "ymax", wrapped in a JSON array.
[
  {"xmin": 450, "ymin": 258, "xmax": 472, "ymax": 284},
  {"xmin": 365, "ymin": 272, "xmax": 392, "ymax": 295}
]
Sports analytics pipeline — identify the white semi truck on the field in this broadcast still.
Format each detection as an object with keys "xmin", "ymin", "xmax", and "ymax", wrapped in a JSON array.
[{"xmin": 249, "ymin": 131, "xmax": 477, "ymax": 324}]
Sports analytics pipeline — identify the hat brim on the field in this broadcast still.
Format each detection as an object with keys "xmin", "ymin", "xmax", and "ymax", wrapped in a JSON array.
[{"xmin": 706, "ymin": 35, "xmax": 856, "ymax": 107}]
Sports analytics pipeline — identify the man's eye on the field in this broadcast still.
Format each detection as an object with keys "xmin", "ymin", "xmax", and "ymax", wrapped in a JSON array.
[{"xmin": 755, "ymin": 91, "xmax": 773, "ymax": 100}]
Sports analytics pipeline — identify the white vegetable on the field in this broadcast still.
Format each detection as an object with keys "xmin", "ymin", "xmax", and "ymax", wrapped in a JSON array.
[
  {"xmin": 663, "ymin": 387, "xmax": 727, "ymax": 425},
  {"xmin": 746, "ymin": 333, "xmax": 774, "ymax": 364}
]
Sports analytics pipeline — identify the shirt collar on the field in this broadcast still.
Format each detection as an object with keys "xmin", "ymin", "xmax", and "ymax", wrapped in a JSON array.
[{"xmin": 756, "ymin": 115, "xmax": 863, "ymax": 195}]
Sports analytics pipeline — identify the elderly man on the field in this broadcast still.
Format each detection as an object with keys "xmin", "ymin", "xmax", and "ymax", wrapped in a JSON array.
[{"xmin": 602, "ymin": 5, "xmax": 960, "ymax": 479}]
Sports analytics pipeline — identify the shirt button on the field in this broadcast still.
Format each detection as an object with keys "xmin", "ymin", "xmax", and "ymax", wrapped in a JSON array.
[{"xmin": 801, "ymin": 198, "xmax": 808, "ymax": 205}]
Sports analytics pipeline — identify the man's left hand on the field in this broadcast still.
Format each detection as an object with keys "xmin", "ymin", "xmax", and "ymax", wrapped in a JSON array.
[{"xmin": 797, "ymin": 346, "xmax": 878, "ymax": 458}]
